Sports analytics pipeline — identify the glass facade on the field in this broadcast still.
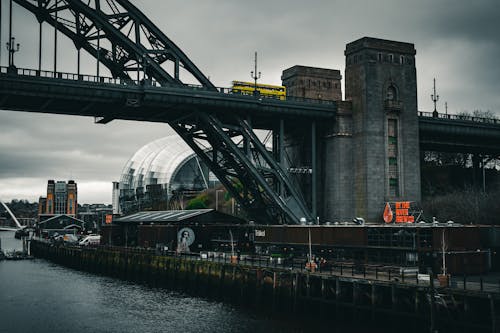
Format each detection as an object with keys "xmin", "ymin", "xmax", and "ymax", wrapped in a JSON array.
[
  {"xmin": 119, "ymin": 135, "xmax": 208, "ymax": 191},
  {"xmin": 119, "ymin": 135, "xmax": 212, "ymax": 214},
  {"xmin": 55, "ymin": 181, "xmax": 68, "ymax": 214}
]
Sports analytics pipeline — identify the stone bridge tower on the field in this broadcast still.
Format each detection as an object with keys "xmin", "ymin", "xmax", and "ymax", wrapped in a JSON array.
[
  {"xmin": 344, "ymin": 37, "xmax": 421, "ymax": 221},
  {"xmin": 282, "ymin": 37, "xmax": 421, "ymax": 222}
]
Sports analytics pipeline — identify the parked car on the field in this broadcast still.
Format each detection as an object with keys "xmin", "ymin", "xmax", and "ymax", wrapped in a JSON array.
[
  {"xmin": 53, "ymin": 234, "xmax": 79, "ymax": 244},
  {"xmin": 79, "ymin": 235, "xmax": 101, "ymax": 246}
]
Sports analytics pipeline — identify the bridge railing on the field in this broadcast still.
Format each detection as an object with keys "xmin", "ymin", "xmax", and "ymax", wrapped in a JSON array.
[
  {"xmin": 1, "ymin": 66, "xmax": 336, "ymax": 106},
  {"xmin": 1, "ymin": 66, "xmax": 133, "ymax": 86},
  {"xmin": 419, "ymin": 111, "xmax": 500, "ymax": 125}
]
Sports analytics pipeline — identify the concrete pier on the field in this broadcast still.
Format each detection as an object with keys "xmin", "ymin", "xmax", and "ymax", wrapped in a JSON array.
[{"xmin": 31, "ymin": 240, "xmax": 499, "ymax": 332}]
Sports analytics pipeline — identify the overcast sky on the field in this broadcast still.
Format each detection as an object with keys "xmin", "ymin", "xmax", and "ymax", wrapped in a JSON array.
[{"xmin": 0, "ymin": 0, "xmax": 499, "ymax": 204}]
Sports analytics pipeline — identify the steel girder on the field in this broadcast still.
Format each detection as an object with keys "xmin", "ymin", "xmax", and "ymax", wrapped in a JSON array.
[
  {"xmin": 13, "ymin": 0, "xmax": 216, "ymax": 88},
  {"xmin": 11, "ymin": 0, "xmax": 313, "ymax": 223},
  {"xmin": 171, "ymin": 112, "xmax": 312, "ymax": 224}
]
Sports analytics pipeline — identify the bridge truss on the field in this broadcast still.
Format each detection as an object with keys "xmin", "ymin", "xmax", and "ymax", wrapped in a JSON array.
[{"xmin": 9, "ymin": 0, "xmax": 314, "ymax": 223}]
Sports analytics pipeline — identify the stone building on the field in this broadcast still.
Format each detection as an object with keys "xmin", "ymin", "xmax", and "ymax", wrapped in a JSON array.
[
  {"xmin": 38, "ymin": 180, "xmax": 78, "ymax": 217},
  {"xmin": 281, "ymin": 65, "xmax": 342, "ymax": 101},
  {"xmin": 282, "ymin": 37, "xmax": 421, "ymax": 222}
]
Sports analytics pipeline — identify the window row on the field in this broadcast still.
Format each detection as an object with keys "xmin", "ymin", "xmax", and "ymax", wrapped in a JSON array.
[
  {"xmin": 347, "ymin": 53, "xmax": 413, "ymax": 66},
  {"xmin": 288, "ymin": 80, "xmax": 340, "ymax": 90}
]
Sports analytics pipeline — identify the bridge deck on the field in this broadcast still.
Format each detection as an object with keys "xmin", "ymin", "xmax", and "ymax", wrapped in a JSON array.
[
  {"xmin": 0, "ymin": 67, "xmax": 336, "ymax": 129},
  {"xmin": 1, "ymin": 67, "xmax": 500, "ymax": 154},
  {"xmin": 418, "ymin": 112, "xmax": 500, "ymax": 155}
]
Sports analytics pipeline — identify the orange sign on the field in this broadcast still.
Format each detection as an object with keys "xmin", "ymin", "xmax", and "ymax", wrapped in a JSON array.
[
  {"xmin": 383, "ymin": 202, "xmax": 393, "ymax": 223},
  {"xmin": 383, "ymin": 202, "xmax": 414, "ymax": 223},
  {"xmin": 105, "ymin": 214, "xmax": 113, "ymax": 224},
  {"xmin": 394, "ymin": 201, "xmax": 414, "ymax": 223}
]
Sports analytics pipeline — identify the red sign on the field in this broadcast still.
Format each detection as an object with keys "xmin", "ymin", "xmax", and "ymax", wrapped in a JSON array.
[
  {"xmin": 105, "ymin": 214, "xmax": 113, "ymax": 224},
  {"xmin": 394, "ymin": 201, "xmax": 414, "ymax": 223},
  {"xmin": 383, "ymin": 202, "xmax": 414, "ymax": 223}
]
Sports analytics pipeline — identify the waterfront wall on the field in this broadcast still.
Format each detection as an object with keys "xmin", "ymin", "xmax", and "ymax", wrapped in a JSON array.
[{"xmin": 31, "ymin": 241, "xmax": 498, "ymax": 332}]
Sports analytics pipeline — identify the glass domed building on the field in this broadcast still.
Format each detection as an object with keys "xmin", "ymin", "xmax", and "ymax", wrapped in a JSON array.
[{"xmin": 118, "ymin": 135, "xmax": 213, "ymax": 214}]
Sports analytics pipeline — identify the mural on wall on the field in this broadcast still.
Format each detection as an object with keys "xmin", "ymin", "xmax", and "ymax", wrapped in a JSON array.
[{"xmin": 177, "ymin": 227, "xmax": 195, "ymax": 253}]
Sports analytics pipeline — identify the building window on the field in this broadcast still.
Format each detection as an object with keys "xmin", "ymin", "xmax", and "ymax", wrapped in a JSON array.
[
  {"xmin": 378, "ymin": 53, "xmax": 382, "ymax": 62},
  {"xmin": 387, "ymin": 118, "xmax": 399, "ymax": 197},
  {"xmin": 400, "ymin": 55, "xmax": 404, "ymax": 65},
  {"xmin": 386, "ymin": 85, "xmax": 397, "ymax": 101},
  {"xmin": 389, "ymin": 54, "xmax": 394, "ymax": 63}
]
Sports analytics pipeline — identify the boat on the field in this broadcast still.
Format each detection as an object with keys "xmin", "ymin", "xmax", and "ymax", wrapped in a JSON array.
[
  {"xmin": 3, "ymin": 250, "xmax": 33, "ymax": 260},
  {"xmin": 14, "ymin": 227, "xmax": 29, "ymax": 239}
]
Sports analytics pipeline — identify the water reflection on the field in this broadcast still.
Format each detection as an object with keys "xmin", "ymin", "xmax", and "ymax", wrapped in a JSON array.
[
  {"xmin": 0, "ymin": 232, "xmax": 288, "ymax": 333},
  {"xmin": 0, "ymin": 232, "xmax": 373, "ymax": 333}
]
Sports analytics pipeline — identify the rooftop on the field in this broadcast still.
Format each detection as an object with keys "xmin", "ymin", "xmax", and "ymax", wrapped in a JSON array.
[{"xmin": 345, "ymin": 37, "xmax": 416, "ymax": 56}]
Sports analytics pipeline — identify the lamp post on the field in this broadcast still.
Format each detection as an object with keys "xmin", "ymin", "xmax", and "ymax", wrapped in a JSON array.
[
  {"xmin": 431, "ymin": 78, "xmax": 439, "ymax": 117},
  {"xmin": 6, "ymin": 0, "xmax": 20, "ymax": 70},
  {"xmin": 250, "ymin": 51, "xmax": 261, "ymax": 96},
  {"xmin": 441, "ymin": 228, "xmax": 446, "ymax": 275},
  {"xmin": 482, "ymin": 157, "xmax": 486, "ymax": 193}
]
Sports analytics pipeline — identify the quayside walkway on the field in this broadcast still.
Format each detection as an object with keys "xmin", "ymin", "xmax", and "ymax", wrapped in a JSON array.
[{"xmin": 30, "ymin": 240, "xmax": 500, "ymax": 332}]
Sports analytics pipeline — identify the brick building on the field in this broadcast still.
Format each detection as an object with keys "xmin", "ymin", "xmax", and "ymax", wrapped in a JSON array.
[{"xmin": 38, "ymin": 180, "xmax": 78, "ymax": 217}]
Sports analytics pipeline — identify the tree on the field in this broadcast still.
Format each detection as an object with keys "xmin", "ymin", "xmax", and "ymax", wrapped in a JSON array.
[
  {"xmin": 458, "ymin": 109, "xmax": 498, "ymax": 120},
  {"xmin": 186, "ymin": 193, "xmax": 209, "ymax": 210}
]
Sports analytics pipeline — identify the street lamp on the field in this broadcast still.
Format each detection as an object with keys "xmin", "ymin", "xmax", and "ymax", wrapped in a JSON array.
[
  {"xmin": 482, "ymin": 157, "xmax": 486, "ymax": 193},
  {"xmin": 250, "ymin": 51, "xmax": 261, "ymax": 96},
  {"xmin": 431, "ymin": 78, "xmax": 439, "ymax": 117},
  {"xmin": 5, "ymin": 36, "xmax": 20, "ymax": 69}
]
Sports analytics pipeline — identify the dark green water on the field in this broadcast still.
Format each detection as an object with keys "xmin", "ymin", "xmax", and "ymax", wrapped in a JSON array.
[{"xmin": 0, "ymin": 231, "xmax": 379, "ymax": 333}]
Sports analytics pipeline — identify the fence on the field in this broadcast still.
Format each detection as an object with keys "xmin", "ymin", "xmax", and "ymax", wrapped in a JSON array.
[{"xmin": 37, "ymin": 237, "xmax": 500, "ymax": 294}]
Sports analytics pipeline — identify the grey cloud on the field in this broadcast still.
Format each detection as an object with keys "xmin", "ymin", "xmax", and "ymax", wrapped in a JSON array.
[
  {"xmin": 1, "ymin": 0, "xmax": 499, "ymax": 203},
  {"xmin": 419, "ymin": 0, "xmax": 500, "ymax": 44}
]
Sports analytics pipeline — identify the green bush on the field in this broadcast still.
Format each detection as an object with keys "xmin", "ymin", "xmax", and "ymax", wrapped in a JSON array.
[{"xmin": 186, "ymin": 194, "xmax": 209, "ymax": 210}]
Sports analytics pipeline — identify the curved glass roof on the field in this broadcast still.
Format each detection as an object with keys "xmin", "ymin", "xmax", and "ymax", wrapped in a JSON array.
[
  {"xmin": 119, "ymin": 131, "xmax": 273, "ymax": 194},
  {"xmin": 119, "ymin": 135, "xmax": 198, "ymax": 191}
]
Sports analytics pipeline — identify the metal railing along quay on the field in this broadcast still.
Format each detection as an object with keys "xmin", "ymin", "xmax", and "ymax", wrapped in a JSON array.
[{"xmin": 38, "ymin": 238, "xmax": 500, "ymax": 294}]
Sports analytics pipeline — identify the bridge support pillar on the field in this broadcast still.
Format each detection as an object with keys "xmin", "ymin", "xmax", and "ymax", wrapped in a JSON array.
[{"xmin": 344, "ymin": 37, "xmax": 421, "ymax": 221}]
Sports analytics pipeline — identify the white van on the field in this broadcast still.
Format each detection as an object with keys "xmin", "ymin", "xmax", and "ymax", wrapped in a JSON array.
[{"xmin": 79, "ymin": 235, "xmax": 101, "ymax": 246}]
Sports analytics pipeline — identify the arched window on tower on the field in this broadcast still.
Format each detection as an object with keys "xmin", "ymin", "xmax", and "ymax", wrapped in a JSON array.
[{"xmin": 386, "ymin": 85, "xmax": 397, "ymax": 101}]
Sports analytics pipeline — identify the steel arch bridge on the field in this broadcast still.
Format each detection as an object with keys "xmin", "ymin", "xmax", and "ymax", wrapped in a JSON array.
[
  {"xmin": 5, "ymin": 0, "xmax": 315, "ymax": 224},
  {"xmin": 0, "ymin": 200, "xmax": 23, "ymax": 230}
]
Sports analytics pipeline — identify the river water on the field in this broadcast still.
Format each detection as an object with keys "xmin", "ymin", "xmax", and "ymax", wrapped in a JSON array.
[{"xmin": 0, "ymin": 231, "xmax": 377, "ymax": 333}]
